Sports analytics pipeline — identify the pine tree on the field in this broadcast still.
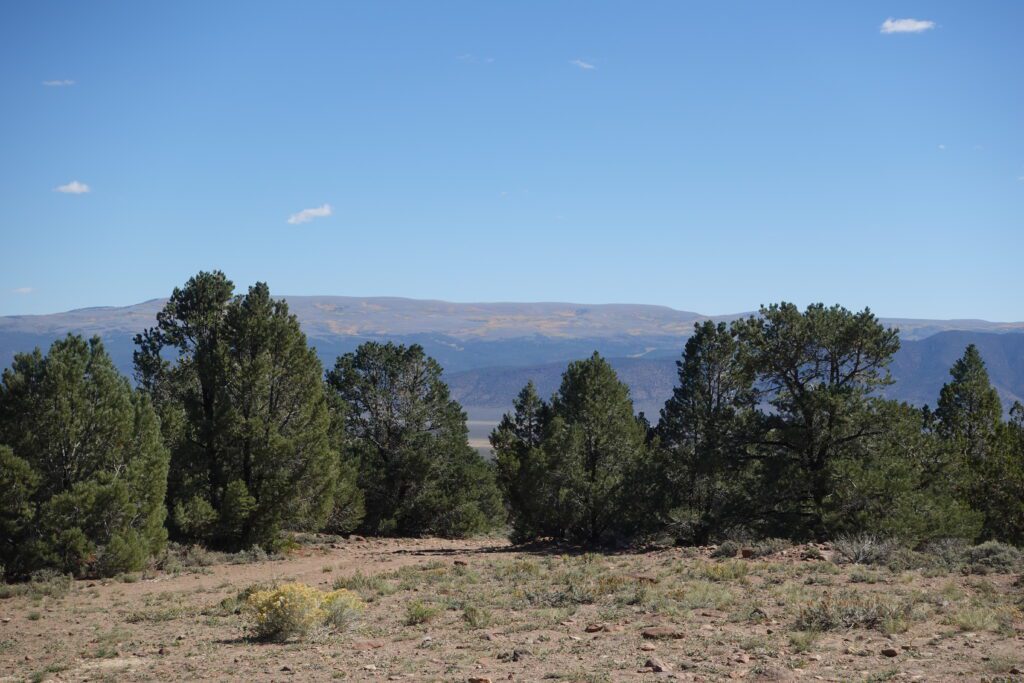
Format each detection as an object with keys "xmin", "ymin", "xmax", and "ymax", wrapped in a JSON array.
[
  {"xmin": 545, "ymin": 352, "xmax": 653, "ymax": 545},
  {"xmin": 0, "ymin": 335, "xmax": 169, "ymax": 577},
  {"xmin": 134, "ymin": 272, "xmax": 355, "ymax": 548},
  {"xmin": 327, "ymin": 342, "xmax": 503, "ymax": 537},
  {"xmin": 732, "ymin": 303, "xmax": 900, "ymax": 539},
  {"xmin": 936, "ymin": 344, "xmax": 1002, "ymax": 460},
  {"xmin": 491, "ymin": 381, "xmax": 554, "ymax": 541},
  {"xmin": 656, "ymin": 321, "xmax": 757, "ymax": 543},
  {"xmin": 935, "ymin": 346, "xmax": 1019, "ymax": 542}
]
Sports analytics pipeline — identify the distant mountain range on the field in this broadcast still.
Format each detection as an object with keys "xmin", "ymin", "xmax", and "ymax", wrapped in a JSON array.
[{"xmin": 2, "ymin": 296, "xmax": 1022, "ymax": 422}]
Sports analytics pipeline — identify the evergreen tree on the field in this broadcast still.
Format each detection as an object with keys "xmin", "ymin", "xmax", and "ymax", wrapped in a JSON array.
[
  {"xmin": 936, "ymin": 344, "xmax": 1002, "ymax": 461},
  {"xmin": 935, "ymin": 346, "xmax": 1021, "ymax": 542},
  {"xmin": 491, "ymin": 382, "xmax": 554, "ymax": 542},
  {"xmin": 545, "ymin": 352, "xmax": 653, "ymax": 545},
  {"xmin": 0, "ymin": 335, "xmax": 169, "ymax": 577},
  {"xmin": 733, "ymin": 303, "xmax": 900, "ymax": 539},
  {"xmin": 656, "ymin": 321, "xmax": 757, "ymax": 543},
  {"xmin": 824, "ymin": 401, "xmax": 982, "ymax": 544},
  {"xmin": 134, "ymin": 272, "xmax": 355, "ymax": 548},
  {"xmin": 327, "ymin": 342, "xmax": 503, "ymax": 537}
]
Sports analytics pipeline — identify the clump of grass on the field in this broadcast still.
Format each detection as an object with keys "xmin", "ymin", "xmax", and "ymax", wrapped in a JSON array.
[
  {"xmin": 462, "ymin": 603, "xmax": 491, "ymax": 628},
  {"xmin": 700, "ymin": 560, "xmax": 749, "ymax": 582},
  {"xmin": 788, "ymin": 630, "xmax": 819, "ymax": 652},
  {"xmin": 748, "ymin": 538, "xmax": 791, "ymax": 558},
  {"xmin": 849, "ymin": 567, "xmax": 882, "ymax": 584},
  {"xmin": 405, "ymin": 599, "xmax": 440, "ymax": 626},
  {"xmin": 333, "ymin": 570, "xmax": 391, "ymax": 598},
  {"xmin": 947, "ymin": 605, "xmax": 1015, "ymax": 635},
  {"xmin": 671, "ymin": 580, "xmax": 735, "ymax": 610},
  {"xmin": 795, "ymin": 591, "xmax": 910, "ymax": 631}
]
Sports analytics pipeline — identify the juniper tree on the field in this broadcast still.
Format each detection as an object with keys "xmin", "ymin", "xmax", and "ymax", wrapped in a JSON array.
[
  {"xmin": 0, "ymin": 335, "xmax": 169, "ymax": 577},
  {"xmin": 327, "ymin": 342, "xmax": 503, "ymax": 537},
  {"xmin": 543, "ymin": 352, "xmax": 653, "ymax": 545},
  {"xmin": 134, "ymin": 272, "xmax": 357, "ymax": 548}
]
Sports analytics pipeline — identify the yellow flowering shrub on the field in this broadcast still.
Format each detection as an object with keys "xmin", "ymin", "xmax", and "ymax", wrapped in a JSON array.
[{"xmin": 245, "ymin": 582, "xmax": 365, "ymax": 641}]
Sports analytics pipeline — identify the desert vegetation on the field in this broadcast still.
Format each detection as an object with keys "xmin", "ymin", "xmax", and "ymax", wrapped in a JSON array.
[{"xmin": 1, "ymin": 271, "xmax": 1023, "ymax": 680}]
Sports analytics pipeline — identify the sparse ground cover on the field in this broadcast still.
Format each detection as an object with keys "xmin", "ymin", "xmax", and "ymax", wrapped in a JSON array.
[{"xmin": 1, "ymin": 536, "xmax": 1022, "ymax": 682}]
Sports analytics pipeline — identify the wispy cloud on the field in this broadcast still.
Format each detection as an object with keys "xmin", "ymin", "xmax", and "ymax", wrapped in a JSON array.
[
  {"xmin": 456, "ymin": 54, "xmax": 494, "ymax": 64},
  {"xmin": 287, "ymin": 203, "xmax": 332, "ymax": 225},
  {"xmin": 54, "ymin": 180, "xmax": 90, "ymax": 194},
  {"xmin": 42, "ymin": 79, "xmax": 75, "ymax": 87},
  {"xmin": 570, "ymin": 59, "xmax": 595, "ymax": 70},
  {"xmin": 12, "ymin": 287, "xmax": 33, "ymax": 295},
  {"xmin": 937, "ymin": 144, "xmax": 946, "ymax": 151},
  {"xmin": 880, "ymin": 18, "xmax": 935, "ymax": 34}
]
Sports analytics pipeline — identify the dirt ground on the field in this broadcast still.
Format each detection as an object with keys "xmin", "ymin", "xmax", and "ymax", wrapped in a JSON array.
[{"xmin": 1, "ymin": 536, "xmax": 1022, "ymax": 682}]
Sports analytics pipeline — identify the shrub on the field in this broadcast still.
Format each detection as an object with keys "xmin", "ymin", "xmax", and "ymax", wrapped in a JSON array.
[
  {"xmin": 711, "ymin": 540, "xmax": 740, "ymax": 559},
  {"xmin": 405, "ymin": 600, "xmax": 440, "ymax": 625},
  {"xmin": 960, "ymin": 541, "xmax": 1022, "ymax": 575},
  {"xmin": 749, "ymin": 538, "xmax": 791, "ymax": 558},
  {"xmin": 832, "ymin": 534, "xmax": 898, "ymax": 566},
  {"xmin": 244, "ymin": 582, "xmax": 364, "ymax": 642}
]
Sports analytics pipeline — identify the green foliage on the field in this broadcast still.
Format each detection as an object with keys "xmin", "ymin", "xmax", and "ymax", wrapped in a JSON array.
[
  {"xmin": 733, "ymin": 303, "xmax": 901, "ymax": 539},
  {"xmin": 934, "ymin": 347, "xmax": 1024, "ymax": 544},
  {"xmin": 657, "ymin": 321, "xmax": 757, "ymax": 544},
  {"xmin": 494, "ymin": 353, "xmax": 656, "ymax": 545},
  {"xmin": 135, "ymin": 272, "xmax": 351, "ymax": 548},
  {"xmin": 0, "ymin": 335, "xmax": 168, "ymax": 578},
  {"xmin": 823, "ymin": 401, "xmax": 982, "ymax": 544},
  {"xmin": 959, "ymin": 541, "xmax": 1022, "ymax": 574},
  {"xmin": 492, "ymin": 381, "xmax": 554, "ymax": 542},
  {"xmin": 327, "ymin": 341, "xmax": 503, "ymax": 537}
]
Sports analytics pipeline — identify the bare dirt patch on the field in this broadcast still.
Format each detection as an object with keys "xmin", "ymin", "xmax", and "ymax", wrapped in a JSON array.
[{"xmin": 2, "ymin": 537, "xmax": 1022, "ymax": 681}]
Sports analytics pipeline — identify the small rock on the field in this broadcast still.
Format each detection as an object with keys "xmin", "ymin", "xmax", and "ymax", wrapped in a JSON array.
[
  {"xmin": 454, "ymin": 559, "xmax": 468, "ymax": 566},
  {"xmin": 467, "ymin": 678, "xmax": 492, "ymax": 683},
  {"xmin": 585, "ymin": 623, "xmax": 605, "ymax": 633},
  {"xmin": 158, "ymin": 647, "xmax": 166, "ymax": 655},
  {"xmin": 363, "ymin": 664, "xmax": 377, "ymax": 671},
  {"xmin": 741, "ymin": 547, "xmax": 755, "ymax": 559},
  {"xmin": 353, "ymin": 640, "xmax": 386, "ymax": 650},
  {"xmin": 880, "ymin": 647, "xmax": 899, "ymax": 658},
  {"xmin": 1010, "ymin": 667, "xmax": 1022, "ymax": 675},
  {"xmin": 640, "ymin": 644, "xmax": 656, "ymax": 651},
  {"xmin": 281, "ymin": 666, "xmax": 292, "ymax": 672},
  {"xmin": 645, "ymin": 657, "xmax": 670, "ymax": 673}
]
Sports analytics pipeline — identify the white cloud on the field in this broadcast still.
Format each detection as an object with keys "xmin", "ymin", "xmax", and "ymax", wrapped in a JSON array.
[
  {"xmin": 880, "ymin": 18, "xmax": 935, "ymax": 34},
  {"xmin": 42, "ymin": 79, "xmax": 75, "ymax": 87},
  {"xmin": 287, "ymin": 203, "xmax": 332, "ymax": 225},
  {"xmin": 570, "ymin": 59, "xmax": 595, "ymax": 70},
  {"xmin": 12, "ymin": 287, "xmax": 33, "ymax": 295},
  {"xmin": 54, "ymin": 180, "xmax": 90, "ymax": 194}
]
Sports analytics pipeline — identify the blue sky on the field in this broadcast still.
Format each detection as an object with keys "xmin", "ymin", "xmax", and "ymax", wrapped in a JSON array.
[{"xmin": 1, "ymin": 2, "xmax": 1021, "ymax": 320}]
